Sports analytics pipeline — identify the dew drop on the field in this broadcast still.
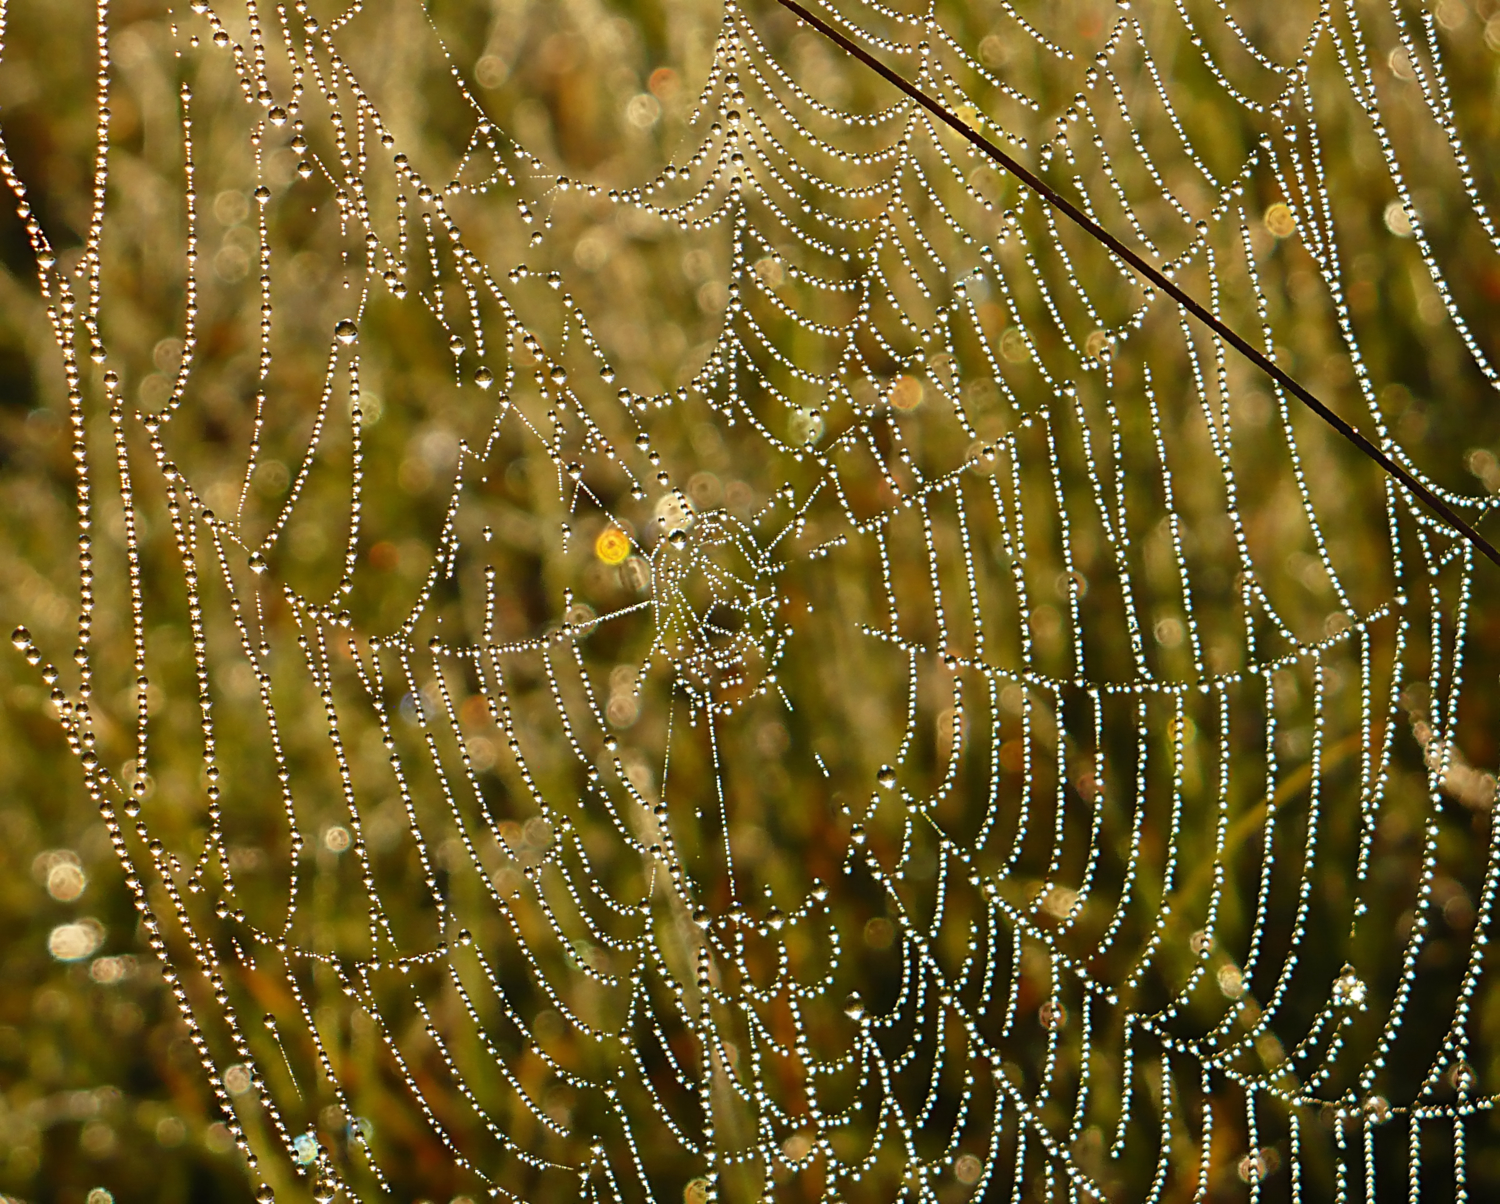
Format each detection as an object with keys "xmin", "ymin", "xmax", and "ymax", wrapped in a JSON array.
[
  {"xmin": 334, "ymin": 319, "xmax": 358, "ymax": 345},
  {"xmin": 876, "ymin": 765, "xmax": 897, "ymax": 790}
]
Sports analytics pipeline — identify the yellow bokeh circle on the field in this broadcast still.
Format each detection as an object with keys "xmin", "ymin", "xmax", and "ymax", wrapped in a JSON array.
[{"xmin": 595, "ymin": 526, "xmax": 632, "ymax": 565}]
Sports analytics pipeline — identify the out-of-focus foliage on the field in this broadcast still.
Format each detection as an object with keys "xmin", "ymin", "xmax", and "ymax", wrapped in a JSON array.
[{"xmin": 1, "ymin": 1, "xmax": 1499, "ymax": 1202}]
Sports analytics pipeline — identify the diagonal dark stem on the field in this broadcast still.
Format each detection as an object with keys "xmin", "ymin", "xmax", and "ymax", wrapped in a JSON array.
[{"xmin": 774, "ymin": 0, "xmax": 1500, "ymax": 571}]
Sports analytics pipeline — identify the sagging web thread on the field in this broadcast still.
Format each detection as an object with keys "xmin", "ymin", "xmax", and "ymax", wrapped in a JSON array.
[{"xmin": 5, "ymin": 0, "xmax": 1500, "ymax": 1199}]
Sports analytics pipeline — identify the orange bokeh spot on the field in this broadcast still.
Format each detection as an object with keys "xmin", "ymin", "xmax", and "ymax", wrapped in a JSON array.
[
  {"xmin": 368, "ymin": 540, "xmax": 400, "ymax": 571},
  {"xmin": 648, "ymin": 67, "xmax": 680, "ymax": 100},
  {"xmin": 595, "ymin": 526, "xmax": 632, "ymax": 565},
  {"xmin": 460, "ymin": 694, "xmax": 493, "ymax": 729},
  {"xmin": 890, "ymin": 374, "xmax": 924, "ymax": 411}
]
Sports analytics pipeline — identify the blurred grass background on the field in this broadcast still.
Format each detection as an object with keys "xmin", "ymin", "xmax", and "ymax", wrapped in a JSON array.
[{"xmin": 1, "ymin": 1, "xmax": 1500, "ymax": 1202}]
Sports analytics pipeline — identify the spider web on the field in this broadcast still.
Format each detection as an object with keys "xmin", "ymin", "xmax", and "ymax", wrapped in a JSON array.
[{"xmin": 6, "ymin": 0, "xmax": 1500, "ymax": 1199}]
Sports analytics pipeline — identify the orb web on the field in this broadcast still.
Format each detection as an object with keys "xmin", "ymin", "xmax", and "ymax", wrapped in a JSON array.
[{"xmin": 6, "ymin": 0, "xmax": 1500, "ymax": 1199}]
